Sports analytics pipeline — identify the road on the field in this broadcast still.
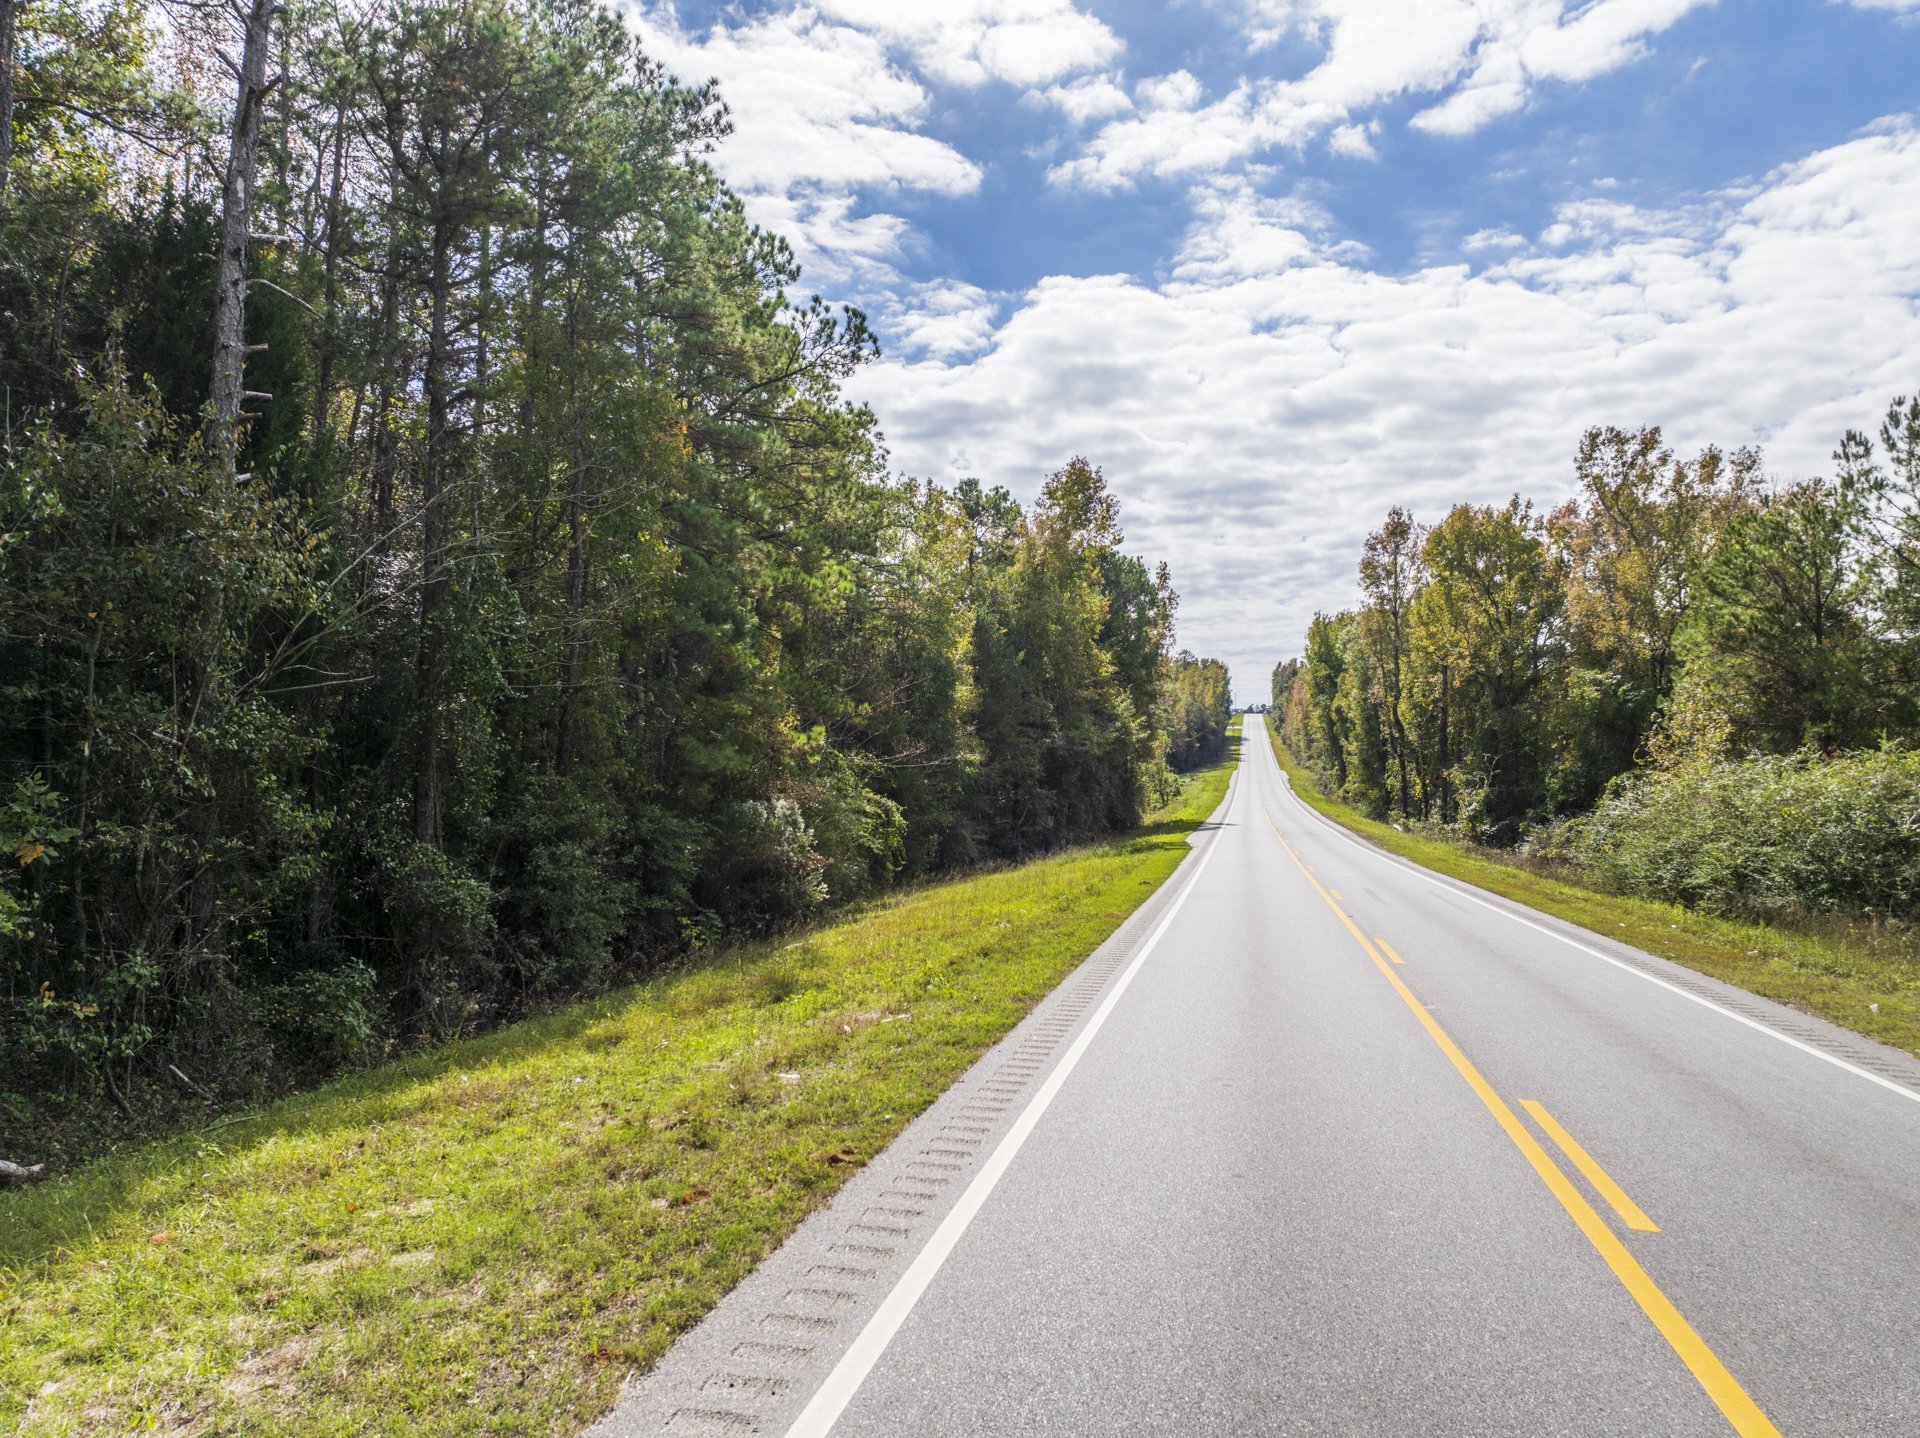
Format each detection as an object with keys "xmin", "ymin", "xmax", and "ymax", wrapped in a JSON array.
[{"xmin": 593, "ymin": 717, "xmax": 1920, "ymax": 1438}]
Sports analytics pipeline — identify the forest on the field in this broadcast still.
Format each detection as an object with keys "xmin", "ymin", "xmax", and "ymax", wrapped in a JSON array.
[
  {"xmin": 1274, "ymin": 408, "xmax": 1920, "ymax": 920},
  {"xmin": 0, "ymin": 0, "xmax": 1231, "ymax": 1157}
]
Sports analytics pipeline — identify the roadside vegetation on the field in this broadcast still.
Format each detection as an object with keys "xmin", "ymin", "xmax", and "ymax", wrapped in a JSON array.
[
  {"xmin": 0, "ymin": 0, "xmax": 1236, "ymax": 1171},
  {"xmin": 1263, "ymin": 727, "xmax": 1920, "ymax": 1060},
  {"xmin": 1267, "ymin": 408, "xmax": 1920, "ymax": 1055},
  {"xmin": 1273, "ymin": 412, "xmax": 1920, "ymax": 853},
  {"xmin": 0, "ymin": 736, "xmax": 1236, "ymax": 1436}
]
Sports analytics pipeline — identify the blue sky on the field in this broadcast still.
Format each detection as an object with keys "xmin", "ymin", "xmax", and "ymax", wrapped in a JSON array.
[{"xmin": 631, "ymin": 0, "xmax": 1920, "ymax": 703}]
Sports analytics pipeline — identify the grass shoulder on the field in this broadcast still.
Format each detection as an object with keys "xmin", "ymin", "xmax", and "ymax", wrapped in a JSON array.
[
  {"xmin": 1262, "ymin": 726, "xmax": 1920, "ymax": 1061},
  {"xmin": 0, "ymin": 740, "xmax": 1236, "ymax": 1437}
]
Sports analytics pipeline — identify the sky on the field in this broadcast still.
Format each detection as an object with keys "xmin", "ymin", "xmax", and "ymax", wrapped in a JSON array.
[{"xmin": 626, "ymin": 0, "xmax": 1920, "ymax": 705}]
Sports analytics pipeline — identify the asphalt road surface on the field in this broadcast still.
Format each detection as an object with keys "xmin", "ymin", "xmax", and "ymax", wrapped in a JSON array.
[{"xmin": 594, "ymin": 718, "xmax": 1920, "ymax": 1438}]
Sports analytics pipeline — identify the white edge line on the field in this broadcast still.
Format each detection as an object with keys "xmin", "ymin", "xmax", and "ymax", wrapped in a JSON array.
[
  {"xmin": 782, "ymin": 765, "xmax": 1238, "ymax": 1438},
  {"xmin": 1250, "ymin": 719, "xmax": 1920, "ymax": 1109}
]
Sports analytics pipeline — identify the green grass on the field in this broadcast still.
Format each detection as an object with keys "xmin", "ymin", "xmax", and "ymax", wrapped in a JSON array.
[
  {"xmin": 1261, "ymin": 725, "xmax": 1920, "ymax": 1060},
  {"xmin": 0, "ymin": 738, "xmax": 1237, "ymax": 1436}
]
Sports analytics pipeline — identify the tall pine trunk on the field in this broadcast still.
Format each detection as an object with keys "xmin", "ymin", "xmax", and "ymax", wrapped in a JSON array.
[
  {"xmin": 209, "ymin": 0, "xmax": 277, "ymax": 471},
  {"xmin": 412, "ymin": 222, "xmax": 455, "ymax": 849}
]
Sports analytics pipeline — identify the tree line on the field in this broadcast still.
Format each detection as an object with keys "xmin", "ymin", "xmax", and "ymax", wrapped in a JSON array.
[
  {"xmin": 1274, "ymin": 403, "xmax": 1920, "ymax": 866},
  {"xmin": 0, "ymin": 0, "xmax": 1231, "ymax": 1156}
]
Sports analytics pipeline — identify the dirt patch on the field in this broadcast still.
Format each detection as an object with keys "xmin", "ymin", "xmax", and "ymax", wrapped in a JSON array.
[{"xmin": 223, "ymin": 1335, "xmax": 315, "ymax": 1400}]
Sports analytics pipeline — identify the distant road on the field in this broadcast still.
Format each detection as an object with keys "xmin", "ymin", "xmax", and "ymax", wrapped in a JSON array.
[{"xmin": 595, "ymin": 717, "xmax": 1920, "ymax": 1437}]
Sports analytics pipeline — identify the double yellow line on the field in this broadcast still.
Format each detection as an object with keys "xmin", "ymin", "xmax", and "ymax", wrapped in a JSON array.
[{"xmin": 1262, "ymin": 807, "xmax": 1780, "ymax": 1438}]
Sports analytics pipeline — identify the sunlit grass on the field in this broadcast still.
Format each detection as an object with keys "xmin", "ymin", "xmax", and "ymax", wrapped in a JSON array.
[
  {"xmin": 1263, "ymin": 726, "xmax": 1920, "ymax": 1060},
  {"xmin": 0, "ymin": 737, "xmax": 1237, "ymax": 1436}
]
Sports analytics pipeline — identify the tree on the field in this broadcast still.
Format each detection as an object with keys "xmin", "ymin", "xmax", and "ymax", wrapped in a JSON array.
[
  {"xmin": 1836, "ymin": 393, "xmax": 1920, "ymax": 639},
  {"xmin": 1546, "ymin": 426, "xmax": 1755, "ymax": 800},
  {"xmin": 0, "ymin": 0, "xmax": 1208, "ymax": 1165},
  {"xmin": 1681, "ymin": 479, "xmax": 1893, "ymax": 752},
  {"xmin": 208, "ymin": 0, "xmax": 280, "ymax": 472},
  {"xmin": 1358, "ymin": 506, "xmax": 1424, "ymax": 818},
  {"xmin": 1409, "ymin": 499, "xmax": 1564, "ymax": 838},
  {"xmin": 1164, "ymin": 652, "xmax": 1231, "ymax": 771}
]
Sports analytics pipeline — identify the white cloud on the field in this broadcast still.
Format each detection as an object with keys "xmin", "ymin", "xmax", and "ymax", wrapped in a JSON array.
[
  {"xmin": 1052, "ymin": 82, "xmax": 1264, "ymax": 187},
  {"xmin": 1327, "ymin": 122, "xmax": 1378, "ymax": 159},
  {"xmin": 629, "ymin": 1, "xmax": 1119, "ymax": 290},
  {"xmin": 1041, "ymin": 73, "xmax": 1134, "ymax": 123},
  {"xmin": 1218, "ymin": 0, "xmax": 1299, "ymax": 51},
  {"xmin": 855, "ymin": 120, "xmax": 1920, "ymax": 700},
  {"xmin": 1463, "ymin": 227, "xmax": 1527, "ymax": 251},
  {"xmin": 738, "ymin": 191, "xmax": 919, "ymax": 291},
  {"xmin": 632, "ymin": 8, "xmax": 980, "ymax": 200},
  {"xmin": 882, "ymin": 281, "xmax": 1005, "ymax": 360},
  {"xmin": 1138, "ymin": 70, "xmax": 1207, "ymax": 112},
  {"xmin": 809, "ymin": 0, "xmax": 1122, "ymax": 88},
  {"xmin": 1057, "ymin": 0, "xmax": 1714, "ymax": 188},
  {"xmin": 1171, "ymin": 184, "xmax": 1359, "ymax": 281}
]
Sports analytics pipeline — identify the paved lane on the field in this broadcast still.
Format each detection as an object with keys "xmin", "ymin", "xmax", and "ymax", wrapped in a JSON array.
[{"xmin": 595, "ymin": 719, "xmax": 1920, "ymax": 1437}]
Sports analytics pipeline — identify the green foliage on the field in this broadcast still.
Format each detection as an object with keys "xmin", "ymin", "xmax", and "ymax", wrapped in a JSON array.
[
  {"xmin": 0, "ymin": 0, "xmax": 1221, "ymax": 1162},
  {"xmin": 959, "ymin": 460, "xmax": 1178, "ymax": 856},
  {"xmin": 1280, "ymin": 403, "xmax": 1920, "ymax": 833},
  {"xmin": 0, "ymin": 743, "xmax": 1237, "ymax": 1437},
  {"xmin": 0, "ymin": 774, "xmax": 77, "ymax": 941},
  {"xmin": 1681, "ymin": 479, "xmax": 1901, "ymax": 751},
  {"xmin": 1162, "ymin": 652, "xmax": 1231, "ymax": 771},
  {"xmin": 1276, "ymin": 398, "xmax": 1920, "ymax": 931},
  {"xmin": 1576, "ymin": 749, "xmax": 1920, "ymax": 918},
  {"xmin": 1, "ymin": 374, "xmax": 324, "ymax": 1109},
  {"xmin": 1265, "ymin": 719, "xmax": 1920, "ymax": 1064}
]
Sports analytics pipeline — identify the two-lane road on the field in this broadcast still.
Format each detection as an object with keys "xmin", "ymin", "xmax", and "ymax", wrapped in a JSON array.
[{"xmin": 598, "ymin": 718, "xmax": 1920, "ymax": 1437}]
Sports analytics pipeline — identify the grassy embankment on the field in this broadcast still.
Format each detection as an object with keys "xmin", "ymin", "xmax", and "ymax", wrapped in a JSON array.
[
  {"xmin": 1261, "ymin": 724, "xmax": 1920, "ymax": 1060},
  {"xmin": 0, "ymin": 731, "xmax": 1239, "ymax": 1436}
]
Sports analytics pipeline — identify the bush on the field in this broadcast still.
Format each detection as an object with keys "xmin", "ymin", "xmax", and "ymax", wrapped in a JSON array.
[
  {"xmin": 257, "ymin": 947, "xmax": 384, "ymax": 1076},
  {"xmin": 1574, "ymin": 749, "xmax": 1920, "ymax": 917},
  {"xmin": 803, "ymin": 760, "xmax": 906, "ymax": 907},
  {"xmin": 695, "ymin": 799, "xmax": 828, "ymax": 933}
]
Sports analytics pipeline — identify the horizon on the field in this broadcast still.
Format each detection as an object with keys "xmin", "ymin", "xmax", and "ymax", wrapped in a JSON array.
[{"xmin": 629, "ymin": 0, "xmax": 1920, "ymax": 702}]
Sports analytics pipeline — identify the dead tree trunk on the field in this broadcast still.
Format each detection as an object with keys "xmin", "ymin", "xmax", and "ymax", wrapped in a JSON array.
[
  {"xmin": 208, "ymin": 0, "xmax": 278, "ymax": 471},
  {"xmin": 0, "ymin": 1158, "xmax": 47, "ymax": 1187}
]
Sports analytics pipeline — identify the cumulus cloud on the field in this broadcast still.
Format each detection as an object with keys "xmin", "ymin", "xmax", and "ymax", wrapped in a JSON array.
[
  {"xmin": 809, "ymin": 0, "xmax": 1122, "ymax": 88},
  {"xmin": 633, "ymin": 9, "xmax": 979, "ymax": 200},
  {"xmin": 1040, "ymin": 73, "xmax": 1134, "ymax": 124},
  {"xmin": 1327, "ymin": 122, "xmax": 1378, "ymax": 159},
  {"xmin": 1055, "ymin": 0, "xmax": 1713, "ymax": 188},
  {"xmin": 881, "ymin": 281, "xmax": 1005, "ymax": 361},
  {"xmin": 855, "ymin": 121, "xmax": 1920, "ymax": 698},
  {"xmin": 1463, "ymin": 227, "xmax": 1527, "ymax": 251},
  {"xmin": 630, "ymin": 1, "xmax": 1119, "ymax": 287}
]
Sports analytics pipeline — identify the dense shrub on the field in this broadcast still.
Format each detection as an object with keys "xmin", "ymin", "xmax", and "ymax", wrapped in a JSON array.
[{"xmin": 1574, "ymin": 750, "xmax": 1920, "ymax": 917}]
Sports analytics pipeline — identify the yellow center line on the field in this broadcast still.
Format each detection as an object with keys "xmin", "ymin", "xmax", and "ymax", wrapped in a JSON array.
[
  {"xmin": 1261, "ymin": 806, "xmax": 1780, "ymax": 1438},
  {"xmin": 1375, "ymin": 937, "xmax": 1407, "ymax": 967},
  {"xmin": 1521, "ymin": 1099, "xmax": 1661, "ymax": 1234}
]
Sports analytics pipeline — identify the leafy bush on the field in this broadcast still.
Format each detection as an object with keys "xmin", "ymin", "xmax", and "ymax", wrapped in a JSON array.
[
  {"xmin": 695, "ymin": 800, "xmax": 828, "ymax": 933},
  {"xmin": 803, "ymin": 759, "xmax": 907, "ymax": 906},
  {"xmin": 1575, "ymin": 749, "xmax": 1920, "ymax": 917},
  {"xmin": 256, "ymin": 947, "xmax": 385, "ymax": 1075}
]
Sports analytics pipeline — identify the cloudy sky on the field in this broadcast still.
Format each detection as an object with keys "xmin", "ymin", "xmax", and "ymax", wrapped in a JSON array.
[{"xmin": 629, "ymin": 0, "xmax": 1920, "ymax": 703}]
